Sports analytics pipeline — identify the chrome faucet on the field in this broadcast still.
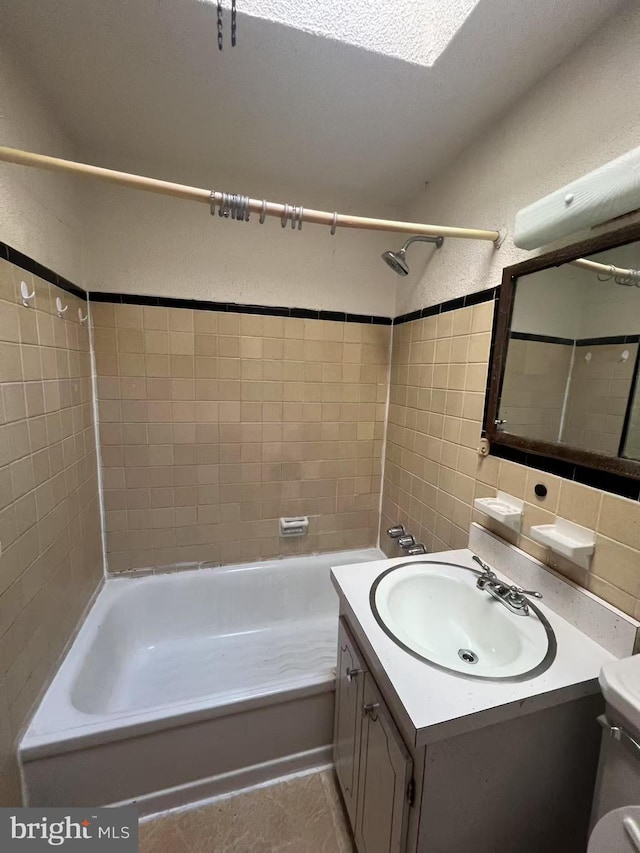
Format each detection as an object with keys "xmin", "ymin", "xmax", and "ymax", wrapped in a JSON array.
[{"xmin": 472, "ymin": 555, "xmax": 542, "ymax": 617}]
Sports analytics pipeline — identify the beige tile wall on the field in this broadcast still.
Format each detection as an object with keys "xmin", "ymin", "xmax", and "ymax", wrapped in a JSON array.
[
  {"xmin": 380, "ymin": 299, "xmax": 640, "ymax": 621},
  {"xmin": 381, "ymin": 301, "xmax": 493, "ymax": 556},
  {"xmin": 499, "ymin": 338, "xmax": 573, "ymax": 443},
  {"xmin": 92, "ymin": 303, "xmax": 390, "ymax": 572},
  {"xmin": 564, "ymin": 343, "xmax": 637, "ymax": 456},
  {"xmin": 0, "ymin": 258, "xmax": 103, "ymax": 804}
]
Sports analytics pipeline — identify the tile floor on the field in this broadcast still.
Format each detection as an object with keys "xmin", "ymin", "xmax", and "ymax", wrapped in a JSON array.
[{"xmin": 139, "ymin": 769, "xmax": 355, "ymax": 853}]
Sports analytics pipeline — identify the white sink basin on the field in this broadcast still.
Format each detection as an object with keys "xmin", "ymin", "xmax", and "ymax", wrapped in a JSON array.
[{"xmin": 371, "ymin": 560, "xmax": 556, "ymax": 680}]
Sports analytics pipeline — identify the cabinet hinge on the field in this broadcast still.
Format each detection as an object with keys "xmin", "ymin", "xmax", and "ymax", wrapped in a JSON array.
[{"xmin": 407, "ymin": 778, "xmax": 415, "ymax": 807}]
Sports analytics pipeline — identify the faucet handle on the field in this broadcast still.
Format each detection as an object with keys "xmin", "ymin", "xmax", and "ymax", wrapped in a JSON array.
[
  {"xmin": 397, "ymin": 534, "xmax": 416, "ymax": 549},
  {"xmin": 510, "ymin": 585, "xmax": 543, "ymax": 600},
  {"xmin": 472, "ymin": 555, "xmax": 496, "ymax": 577},
  {"xmin": 387, "ymin": 525, "xmax": 405, "ymax": 538}
]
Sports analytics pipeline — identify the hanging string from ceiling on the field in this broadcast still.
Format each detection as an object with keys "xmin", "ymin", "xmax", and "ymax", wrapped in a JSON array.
[
  {"xmin": 217, "ymin": 0, "xmax": 237, "ymax": 50},
  {"xmin": 0, "ymin": 145, "xmax": 506, "ymax": 244}
]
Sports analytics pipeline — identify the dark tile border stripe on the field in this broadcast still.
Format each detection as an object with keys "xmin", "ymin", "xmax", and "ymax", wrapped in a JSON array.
[
  {"xmin": 393, "ymin": 286, "xmax": 499, "ymax": 326},
  {"xmin": 576, "ymin": 334, "xmax": 640, "ymax": 347},
  {"xmin": 510, "ymin": 331, "xmax": 574, "ymax": 345},
  {"xmin": 1, "ymin": 241, "xmax": 394, "ymax": 323},
  {"xmin": 2, "ymin": 241, "xmax": 503, "ymax": 328},
  {"xmin": 510, "ymin": 331, "xmax": 640, "ymax": 347},
  {"xmin": 0, "ymin": 240, "xmax": 87, "ymax": 301},
  {"xmin": 490, "ymin": 443, "xmax": 640, "ymax": 501},
  {"xmin": 88, "ymin": 291, "xmax": 392, "ymax": 325}
]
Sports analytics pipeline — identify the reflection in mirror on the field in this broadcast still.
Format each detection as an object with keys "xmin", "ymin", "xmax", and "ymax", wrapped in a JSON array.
[{"xmin": 498, "ymin": 242, "xmax": 640, "ymax": 460}]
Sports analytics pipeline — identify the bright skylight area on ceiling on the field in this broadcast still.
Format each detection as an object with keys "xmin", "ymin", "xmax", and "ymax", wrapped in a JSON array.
[{"xmin": 213, "ymin": 0, "xmax": 482, "ymax": 67}]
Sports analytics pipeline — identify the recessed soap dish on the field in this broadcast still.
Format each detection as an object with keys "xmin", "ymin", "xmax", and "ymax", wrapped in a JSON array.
[
  {"xmin": 529, "ymin": 517, "xmax": 595, "ymax": 569},
  {"xmin": 473, "ymin": 491, "xmax": 524, "ymax": 533}
]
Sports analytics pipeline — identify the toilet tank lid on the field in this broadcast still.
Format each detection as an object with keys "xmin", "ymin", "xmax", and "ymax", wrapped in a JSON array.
[{"xmin": 600, "ymin": 656, "xmax": 640, "ymax": 738}]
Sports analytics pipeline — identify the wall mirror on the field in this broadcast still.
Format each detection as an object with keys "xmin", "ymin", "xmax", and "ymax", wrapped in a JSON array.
[{"xmin": 486, "ymin": 222, "xmax": 640, "ymax": 480}]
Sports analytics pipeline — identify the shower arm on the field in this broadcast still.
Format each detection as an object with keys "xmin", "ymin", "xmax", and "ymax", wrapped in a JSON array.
[
  {"xmin": 0, "ymin": 145, "xmax": 506, "ymax": 246},
  {"xmin": 401, "ymin": 236, "xmax": 444, "ymax": 252}
]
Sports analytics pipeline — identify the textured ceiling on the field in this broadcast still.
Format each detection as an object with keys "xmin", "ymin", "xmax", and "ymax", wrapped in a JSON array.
[
  {"xmin": 2, "ymin": 0, "xmax": 625, "ymax": 205},
  {"xmin": 214, "ymin": 0, "xmax": 481, "ymax": 67}
]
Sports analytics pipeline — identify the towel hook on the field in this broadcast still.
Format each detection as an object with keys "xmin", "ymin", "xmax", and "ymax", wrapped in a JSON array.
[
  {"xmin": 78, "ymin": 307, "xmax": 88, "ymax": 324},
  {"xmin": 20, "ymin": 280, "xmax": 35, "ymax": 307},
  {"xmin": 330, "ymin": 212, "xmax": 338, "ymax": 236},
  {"xmin": 55, "ymin": 296, "xmax": 68, "ymax": 318}
]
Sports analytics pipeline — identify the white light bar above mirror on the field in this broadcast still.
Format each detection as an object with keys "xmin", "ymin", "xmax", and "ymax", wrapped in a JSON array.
[{"xmin": 514, "ymin": 147, "xmax": 640, "ymax": 250}]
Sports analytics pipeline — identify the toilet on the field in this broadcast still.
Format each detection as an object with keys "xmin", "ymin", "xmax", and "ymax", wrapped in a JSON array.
[
  {"xmin": 589, "ymin": 807, "xmax": 640, "ymax": 852},
  {"xmin": 589, "ymin": 657, "xmax": 640, "ymax": 852}
]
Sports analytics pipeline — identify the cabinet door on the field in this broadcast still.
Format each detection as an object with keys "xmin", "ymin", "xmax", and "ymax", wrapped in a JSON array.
[
  {"xmin": 334, "ymin": 618, "xmax": 366, "ymax": 830},
  {"xmin": 356, "ymin": 673, "xmax": 413, "ymax": 853}
]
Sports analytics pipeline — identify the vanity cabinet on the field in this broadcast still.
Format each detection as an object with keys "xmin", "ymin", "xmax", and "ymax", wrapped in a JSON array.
[
  {"xmin": 334, "ymin": 619, "xmax": 366, "ymax": 827},
  {"xmin": 334, "ymin": 614, "xmax": 602, "ymax": 853},
  {"xmin": 334, "ymin": 619, "xmax": 413, "ymax": 853}
]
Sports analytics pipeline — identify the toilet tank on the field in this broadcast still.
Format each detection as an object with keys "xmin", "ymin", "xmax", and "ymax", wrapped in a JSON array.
[{"xmin": 591, "ymin": 706, "xmax": 640, "ymax": 830}]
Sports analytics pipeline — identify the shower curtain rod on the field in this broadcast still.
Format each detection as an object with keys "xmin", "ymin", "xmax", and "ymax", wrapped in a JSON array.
[
  {"xmin": 570, "ymin": 257, "xmax": 640, "ymax": 282},
  {"xmin": 0, "ymin": 146, "xmax": 504, "ymax": 244}
]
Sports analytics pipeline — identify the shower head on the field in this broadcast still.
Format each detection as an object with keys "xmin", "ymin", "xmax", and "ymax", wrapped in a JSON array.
[
  {"xmin": 381, "ymin": 235, "xmax": 444, "ymax": 276},
  {"xmin": 382, "ymin": 248, "xmax": 410, "ymax": 276}
]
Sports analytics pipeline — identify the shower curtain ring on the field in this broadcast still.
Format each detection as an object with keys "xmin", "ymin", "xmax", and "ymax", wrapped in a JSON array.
[
  {"xmin": 260, "ymin": 200, "xmax": 267, "ymax": 224},
  {"xmin": 243, "ymin": 195, "xmax": 251, "ymax": 222},
  {"xmin": 330, "ymin": 212, "xmax": 338, "ymax": 236},
  {"xmin": 298, "ymin": 206, "xmax": 304, "ymax": 231},
  {"xmin": 281, "ymin": 204, "xmax": 290, "ymax": 228},
  {"xmin": 597, "ymin": 264, "xmax": 615, "ymax": 282},
  {"xmin": 219, "ymin": 192, "xmax": 230, "ymax": 217},
  {"xmin": 210, "ymin": 191, "xmax": 217, "ymax": 216},
  {"xmin": 291, "ymin": 206, "xmax": 298, "ymax": 230}
]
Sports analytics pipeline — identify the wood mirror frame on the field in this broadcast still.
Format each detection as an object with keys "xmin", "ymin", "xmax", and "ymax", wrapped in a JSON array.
[{"xmin": 485, "ymin": 221, "xmax": 640, "ymax": 482}]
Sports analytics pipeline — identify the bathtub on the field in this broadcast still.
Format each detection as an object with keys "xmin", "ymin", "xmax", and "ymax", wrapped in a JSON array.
[{"xmin": 20, "ymin": 547, "xmax": 383, "ymax": 812}]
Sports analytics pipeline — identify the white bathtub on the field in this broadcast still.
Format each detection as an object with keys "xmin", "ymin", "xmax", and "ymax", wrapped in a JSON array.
[{"xmin": 20, "ymin": 548, "xmax": 383, "ymax": 812}]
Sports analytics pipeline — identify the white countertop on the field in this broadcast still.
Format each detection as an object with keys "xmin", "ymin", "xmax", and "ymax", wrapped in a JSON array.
[{"xmin": 331, "ymin": 548, "xmax": 615, "ymax": 747}]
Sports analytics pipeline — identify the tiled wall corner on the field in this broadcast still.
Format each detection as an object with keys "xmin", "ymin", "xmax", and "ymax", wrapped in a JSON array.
[
  {"xmin": 381, "ymin": 300, "xmax": 493, "ymax": 556},
  {"xmin": 92, "ymin": 302, "xmax": 390, "ymax": 573},
  {"xmin": 0, "ymin": 258, "xmax": 103, "ymax": 804}
]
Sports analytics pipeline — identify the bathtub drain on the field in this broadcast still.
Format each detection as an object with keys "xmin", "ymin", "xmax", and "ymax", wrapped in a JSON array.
[{"xmin": 458, "ymin": 648, "xmax": 479, "ymax": 665}]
